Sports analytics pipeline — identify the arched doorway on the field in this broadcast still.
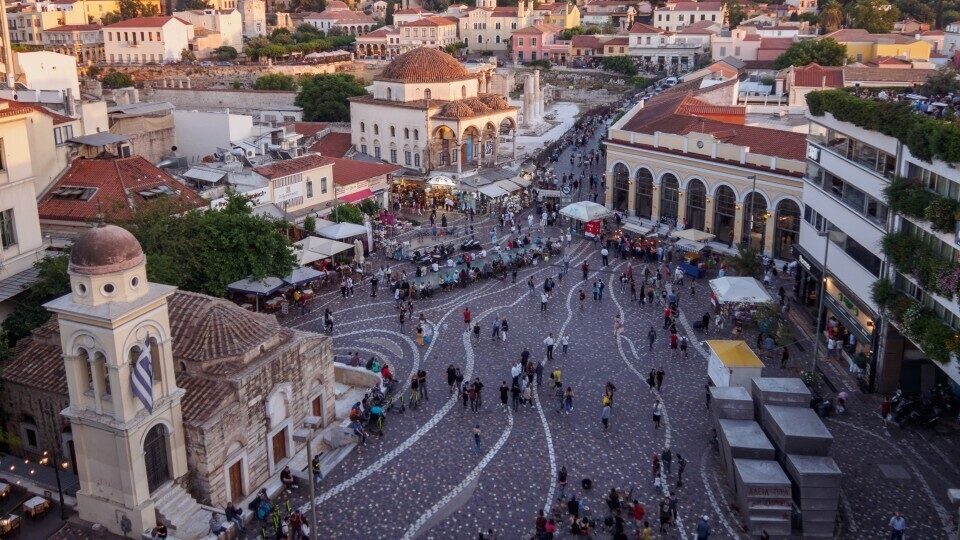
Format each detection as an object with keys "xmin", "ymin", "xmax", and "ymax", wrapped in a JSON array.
[
  {"xmin": 461, "ymin": 126, "xmax": 481, "ymax": 167},
  {"xmin": 659, "ymin": 173, "xmax": 679, "ymax": 223},
  {"xmin": 431, "ymin": 126, "xmax": 456, "ymax": 168},
  {"xmin": 612, "ymin": 163, "xmax": 629, "ymax": 213},
  {"xmin": 635, "ymin": 168, "xmax": 653, "ymax": 219},
  {"xmin": 144, "ymin": 424, "xmax": 170, "ymax": 493},
  {"xmin": 775, "ymin": 199, "xmax": 801, "ymax": 259},
  {"xmin": 713, "ymin": 185, "xmax": 736, "ymax": 244},
  {"xmin": 685, "ymin": 178, "xmax": 706, "ymax": 231},
  {"xmin": 741, "ymin": 192, "xmax": 768, "ymax": 250}
]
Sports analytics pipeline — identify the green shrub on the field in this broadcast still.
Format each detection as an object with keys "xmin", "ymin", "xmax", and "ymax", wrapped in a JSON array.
[{"xmin": 924, "ymin": 196, "xmax": 958, "ymax": 233}]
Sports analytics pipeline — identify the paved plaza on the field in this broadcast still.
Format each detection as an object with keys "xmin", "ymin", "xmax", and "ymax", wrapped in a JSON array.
[{"xmin": 242, "ymin": 127, "xmax": 960, "ymax": 540}]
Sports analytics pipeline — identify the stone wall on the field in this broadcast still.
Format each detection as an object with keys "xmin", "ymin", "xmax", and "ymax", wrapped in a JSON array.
[
  {"xmin": 0, "ymin": 385, "xmax": 70, "ymax": 462},
  {"xmin": 109, "ymin": 114, "xmax": 176, "ymax": 163},
  {"xmin": 143, "ymin": 87, "xmax": 298, "ymax": 114},
  {"xmin": 102, "ymin": 60, "xmax": 371, "ymax": 90}
]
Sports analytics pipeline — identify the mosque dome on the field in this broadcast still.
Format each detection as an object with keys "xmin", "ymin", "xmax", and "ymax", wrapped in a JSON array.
[{"xmin": 378, "ymin": 47, "xmax": 473, "ymax": 84}]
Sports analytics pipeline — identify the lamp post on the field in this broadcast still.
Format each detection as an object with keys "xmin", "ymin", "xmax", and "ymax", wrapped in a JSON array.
[
  {"xmin": 746, "ymin": 174, "xmax": 757, "ymax": 251},
  {"xmin": 303, "ymin": 416, "xmax": 322, "ymax": 537},
  {"xmin": 812, "ymin": 225, "xmax": 831, "ymax": 375},
  {"xmin": 39, "ymin": 445, "xmax": 69, "ymax": 521}
]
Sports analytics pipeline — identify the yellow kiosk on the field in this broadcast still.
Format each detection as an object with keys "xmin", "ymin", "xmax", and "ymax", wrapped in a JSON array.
[{"xmin": 706, "ymin": 340, "xmax": 765, "ymax": 388}]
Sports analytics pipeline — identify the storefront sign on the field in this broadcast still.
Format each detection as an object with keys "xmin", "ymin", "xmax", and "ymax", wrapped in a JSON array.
[{"xmin": 274, "ymin": 182, "xmax": 303, "ymax": 203}]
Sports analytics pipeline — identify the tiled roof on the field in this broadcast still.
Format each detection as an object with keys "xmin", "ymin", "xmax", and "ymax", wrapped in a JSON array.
[
  {"xmin": 920, "ymin": 30, "xmax": 944, "ymax": 36},
  {"xmin": 759, "ymin": 37, "xmax": 793, "ymax": 49},
  {"xmin": 178, "ymin": 373, "xmax": 237, "ymax": 425},
  {"xmin": 167, "ymin": 290, "xmax": 280, "ymax": 364},
  {"xmin": 328, "ymin": 157, "xmax": 400, "ymax": 185},
  {"xmin": 0, "ymin": 98, "xmax": 74, "ymax": 125},
  {"xmin": 37, "ymin": 157, "xmax": 207, "ymax": 223},
  {"xmin": 515, "ymin": 24, "xmax": 558, "ymax": 35},
  {"xmin": 284, "ymin": 121, "xmax": 327, "ymax": 138},
  {"xmin": 105, "ymin": 16, "xmax": 189, "ymax": 28},
  {"xmin": 377, "ymin": 47, "xmax": 473, "ymax": 83},
  {"xmin": 659, "ymin": 1, "xmax": 724, "ymax": 11},
  {"xmin": 254, "ymin": 154, "xmax": 333, "ymax": 179},
  {"xmin": 491, "ymin": 7, "xmax": 519, "ymax": 17},
  {"xmin": 393, "ymin": 7, "xmax": 432, "ymax": 14},
  {"xmin": 359, "ymin": 25, "xmax": 396, "ymax": 38},
  {"xmin": 790, "ymin": 63, "xmax": 843, "ymax": 87},
  {"xmin": 824, "ymin": 28, "xmax": 918, "ymax": 44},
  {"xmin": 841, "ymin": 66, "xmax": 936, "ymax": 83},
  {"xmin": 571, "ymin": 35, "xmax": 602, "ymax": 49},
  {"xmin": 629, "ymin": 22, "xmax": 663, "ymax": 34},
  {"xmin": 867, "ymin": 55, "xmax": 911, "ymax": 65},
  {"xmin": 310, "ymin": 132, "xmax": 353, "ymax": 157},
  {"xmin": 742, "ymin": 60, "xmax": 776, "ymax": 70},
  {"xmin": 620, "ymin": 80, "xmax": 806, "ymax": 161},
  {"xmin": 677, "ymin": 21, "xmax": 719, "ymax": 33},
  {"xmin": 605, "ymin": 37, "xmax": 629, "ymax": 46},
  {"xmin": 0, "ymin": 99, "xmax": 39, "ymax": 120},
  {"xmin": 46, "ymin": 24, "xmax": 102, "ymax": 32},
  {"xmin": 1, "ymin": 318, "xmax": 66, "ymax": 395},
  {"xmin": 405, "ymin": 15, "xmax": 458, "ymax": 26}
]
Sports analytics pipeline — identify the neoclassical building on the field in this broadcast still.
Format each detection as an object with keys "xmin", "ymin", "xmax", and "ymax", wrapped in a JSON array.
[
  {"xmin": 349, "ymin": 47, "xmax": 518, "ymax": 175},
  {"xmin": 1, "ymin": 225, "xmax": 336, "ymax": 537},
  {"xmin": 604, "ymin": 78, "xmax": 807, "ymax": 259}
]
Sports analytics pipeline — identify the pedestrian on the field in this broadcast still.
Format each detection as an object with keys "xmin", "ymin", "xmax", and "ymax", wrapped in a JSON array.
[
  {"xmin": 499, "ymin": 381, "xmax": 509, "ymax": 409},
  {"xmin": 511, "ymin": 382, "xmax": 521, "ymax": 411},
  {"xmin": 473, "ymin": 424, "xmax": 482, "ymax": 453},
  {"xmin": 658, "ymin": 500, "xmax": 671, "ymax": 533},
  {"xmin": 661, "ymin": 447, "xmax": 673, "ymax": 476},
  {"xmin": 647, "ymin": 369, "xmax": 656, "ymax": 391},
  {"xmin": 676, "ymin": 454, "xmax": 687, "ymax": 487},
  {"xmin": 652, "ymin": 453, "xmax": 661, "ymax": 477},
  {"xmin": 679, "ymin": 336, "xmax": 688, "ymax": 358},
  {"xmin": 705, "ymin": 381, "xmax": 712, "ymax": 409},
  {"xmin": 473, "ymin": 322, "xmax": 481, "ymax": 342},
  {"xmin": 582, "ymin": 261, "xmax": 590, "ymax": 281},
  {"xmin": 696, "ymin": 515, "xmax": 711, "ymax": 539},
  {"xmin": 780, "ymin": 346, "xmax": 790, "ymax": 368},
  {"xmin": 578, "ymin": 289, "xmax": 586, "ymax": 310},
  {"xmin": 564, "ymin": 386, "xmax": 574, "ymax": 413},
  {"xmin": 500, "ymin": 317, "xmax": 509, "ymax": 341},
  {"xmin": 535, "ymin": 360, "xmax": 544, "ymax": 387},
  {"xmin": 544, "ymin": 333, "xmax": 555, "ymax": 361},
  {"xmin": 656, "ymin": 367, "xmax": 665, "ymax": 392},
  {"xmin": 522, "ymin": 383, "xmax": 533, "ymax": 407},
  {"xmin": 461, "ymin": 381, "xmax": 470, "ymax": 410},
  {"xmin": 598, "ymin": 280, "xmax": 605, "ymax": 301},
  {"xmin": 418, "ymin": 370, "xmax": 428, "ymax": 401},
  {"xmin": 399, "ymin": 308, "xmax": 406, "ymax": 331},
  {"xmin": 601, "ymin": 247, "xmax": 609, "ymax": 266},
  {"xmin": 528, "ymin": 276, "xmax": 536, "ymax": 296},
  {"xmin": 447, "ymin": 364, "xmax": 457, "ymax": 394},
  {"xmin": 614, "ymin": 314, "xmax": 624, "ymax": 337},
  {"xmin": 473, "ymin": 378, "xmax": 484, "ymax": 410},
  {"xmin": 653, "ymin": 398, "xmax": 663, "ymax": 429},
  {"xmin": 557, "ymin": 466, "xmax": 568, "ymax": 500},
  {"xmin": 463, "ymin": 306, "xmax": 472, "ymax": 327},
  {"xmin": 601, "ymin": 403, "xmax": 611, "ymax": 430},
  {"xmin": 561, "ymin": 334, "xmax": 570, "ymax": 354},
  {"xmin": 641, "ymin": 521, "xmax": 653, "ymax": 540},
  {"xmin": 541, "ymin": 291, "xmax": 549, "ymax": 312},
  {"xmin": 492, "ymin": 316, "xmax": 501, "ymax": 340},
  {"xmin": 888, "ymin": 511, "xmax": 906, "ymax": 540},
  {"xmin": 647, "ymin": 326, "xmax": 656, "ymax": 351}
]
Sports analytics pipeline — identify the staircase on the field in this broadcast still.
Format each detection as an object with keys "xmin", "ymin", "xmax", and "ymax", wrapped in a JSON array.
[{"xmin": 152, "ymin": 482, "xmax": 213, "ymax": 540}]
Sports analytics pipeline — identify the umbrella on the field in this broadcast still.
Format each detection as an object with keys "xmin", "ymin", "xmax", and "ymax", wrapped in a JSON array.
[
  {"xmin": 353, "ymin": 238, "xmax": 365, "ymax": 265},
  {"xmin": 282, "ymin": 266, "xmax": 322, "ymax": 286},
  {"xmin": 226, "ymin": 276, "xmax": 285, "ymax": 311},
  {"xmin": 294, "ymin": 236, "xmax": 354, "ymax": 264},
  {"xmin": 317, "ymin": 222, "xmax": 368, "ymax": 240},
  {"xmin": 559, "ymin": 201, "xmax": 614, "ymax": 222},
  {"xmin": 709, "ymin": 277, "xmax": 773, "ymax": 305},
  {"xmin": 670, "ymin": 229, "xmax": 715, "ymax": 243}
]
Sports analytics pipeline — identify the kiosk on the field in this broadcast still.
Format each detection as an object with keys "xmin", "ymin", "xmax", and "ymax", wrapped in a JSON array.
[{"xmin": 706, "ymin": 340, "xmax": 765, "ymax": 388}]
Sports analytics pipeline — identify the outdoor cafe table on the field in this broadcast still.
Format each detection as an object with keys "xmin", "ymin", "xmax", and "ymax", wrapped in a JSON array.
[
  {"xmin": 0, "ymin": 482, "xmax": 8, "ymax": 498},
  {"xmin": 23, "ymin": 496, "xmax": 49, "ymax": 518},
  {"xmin": 0, "ymin": 514, "xmax": 20, "ymax": 535}
]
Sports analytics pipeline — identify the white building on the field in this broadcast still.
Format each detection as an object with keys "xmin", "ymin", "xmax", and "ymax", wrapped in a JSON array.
[
  {"xmin": 104, "ymin": 16, "xmax": 193, "ymax": 65},
  {"xmin": 239, "ymin": 0, "xmax": 266, "ymax": 38},
  {"xmin": 171, "ymin": 109, "xmax": 260, "ymax": 162},
  {"xmin": 627, "ymin": 21, "xmax": 716, "ymax": 70},
  {"xmin": 173, "ymin": 9, "xmax": 242, "ymax": 50},
  {"xmin": 945, "ymin": 22, "xmax": 960, "ymax": 59},
  {"xmin": 301, "ymin": 4, "xmax": 376, "ymax": 35},
  {"xmin": 349, "ymin": 47, "xmax": 517, "ymax": 174},
  {"xmin": 653, "ymin": 1, "xmax": 725, "ymax": 33},
  {"xmin": 13, "ymin": 50, "xmax": 80, "ymax": 97},
  {"xmin": 42, "ymin": 24, "xmax": 105, "ymax": 65},
  {"xmin": 398, "ymin": 16, "xmax": 460, "ymax": 51}
]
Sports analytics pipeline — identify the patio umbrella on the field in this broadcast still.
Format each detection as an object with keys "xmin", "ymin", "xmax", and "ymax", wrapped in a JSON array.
[
  {"xmin": 709, "ymin": 276, "xmax": 774, "ymax": 305},
  {"xmin": 670, "ymin": 229, "xmax": 716, "ymax": 243},
  {"xmin": 317, "ymin": 222, "xmax": 368, "ymax": 240},
  {"xmin": 294, "ymin": 236, "xmax": 354, "ymax": 263},
  {"xmin": 559, "ymin": 201, "xmax": 614, "ymax": 222},
  {"xmin": 282, "ymin": 266, "xmax": 323, "ymax": 287},
  {"xmin": 353, "ymin": 238, "xmax": 365, "ymax": 266},
  {"xmin": 226, "ymin": 276, "xmax": 285, "ymax": 311}
]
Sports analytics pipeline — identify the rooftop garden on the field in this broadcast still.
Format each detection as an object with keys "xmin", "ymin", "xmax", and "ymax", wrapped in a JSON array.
[
  {"xmin": 871, "ymin": 279, "xmax": 960, "ymax": 365},
  {"xmin": 805, "ymin": 90, "xmax": 960, "ymax": 164},
  {"xmin": 884, "ymin": 177, "xmax": 959, "ymax": 234}
]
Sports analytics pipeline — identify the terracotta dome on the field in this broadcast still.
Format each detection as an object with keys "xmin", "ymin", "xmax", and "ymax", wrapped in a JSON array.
[
  {"xmin": 461, "ymin": 97, "xmax": 492, "ymax": 113},
  {"xmin": 378, "ymin": 47, "xmax": 473, "ymax": 84},
  {"xmin": 479, "ymin": 94, "xmax": 510, "ymax": 111},
  {"xmin": 69, "ymin": 224, "xmax": 145, "ymax": 276},
  {"xmin": 440, "ymin": 101, "xmax": 476, "ymax": 118}
]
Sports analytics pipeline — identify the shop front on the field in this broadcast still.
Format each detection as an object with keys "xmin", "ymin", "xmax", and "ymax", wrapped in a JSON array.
[
  {"xmin": 822, "ymin": 278, "xmax": 876, "ymax": 376},
  {"xmin": 793, "ymin": 247, "xmax": 822, "ymax": 316}
]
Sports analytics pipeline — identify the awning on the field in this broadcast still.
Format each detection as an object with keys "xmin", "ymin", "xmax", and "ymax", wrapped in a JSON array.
[
  {"xmin": 538, "ymin": 189, "xmax": 563, "ymax": 198},
  {"xmin": 293, "ymin": 236, "xmax": 354, "ymax": 264},
  {"xmin": 622, "ymin": 222, "xmax": 652, "ymax": 235},
  {"xmin": 512, "ymin": 176, "xmax": 532, "ymax": 188},
  {"xmin": 709, "ymin": 276, "xmax": 774, "ymax": 305},
  {"xmin": 282, "ymin": 266, "xmax": 323, "ymax": 286},
  {"xmin": 478, "ymin": 184, "xmax": 508, "ymax": 198},
  {"xmin": 674, "ymin": 239, "xmax": 707, "ymax": 252},
  {"xmin": 339, "ymin": 188, "xmax": 374, "ymax": 204},
  {"xmin": 671, "ymin": 228, "xmax": 716, "ymax": 243},
  {"xmin": 0, "ymin": 265, "xmax": 41, "ymax": 303},
  {"xmin": 227, "ymin": 276, "xmax": 285, "ymax": 296},
  {"xmin": 494, "ymin": 179, "xmax": 523, "ymax": 193},
  {"xmin": 560, "ymin": 201, "xmax": 614, "ymax": 222},
  {"xmin": 317, "ymin": 222, "xmax": 368, "ymax": 240},
  {"xmin": 183, "ymin": 168, "xmax": 226, "ymax": 184}
]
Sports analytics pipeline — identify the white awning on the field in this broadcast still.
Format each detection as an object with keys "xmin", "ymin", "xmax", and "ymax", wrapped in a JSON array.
[
  {"xmin": 709, "ymin": 276, "xmax": 774, "ymax": 305},
  {"xmin": 560, "ymin": 201, "xmax": 614, "ymax": 222},
  {"xmin": 316, "ymin": 222, "xmax": 368, "ymax": 240},
  {"xmin": 622, "ymin": 222, "xmax": 652, "ymax": 235},
  {"xmin": 183, "ymin": 168, "xmax": 226, "ymax": 184},
  {"xmin": 478, "ymin": 184, "xmax": 508, "ymax": 198},
  {"xmin": 512, "ymin": 176, "xmax": 532, "ymax": 188},
  {"xmin": 671, "ymin": 228, "xmax": 716, "ymax": 242},
  {"xmin": 494, "ymin": 179, "xmax": 523, "ymax": 192},
  {"xmin": 674, "ymin": 239, "xmax": 707, "ymax": 252}
]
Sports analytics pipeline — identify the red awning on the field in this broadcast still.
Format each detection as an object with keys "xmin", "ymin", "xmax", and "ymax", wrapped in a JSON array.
[{"xmin": 339, "ymin": 188, "xmax": 374, "ymax": 204}]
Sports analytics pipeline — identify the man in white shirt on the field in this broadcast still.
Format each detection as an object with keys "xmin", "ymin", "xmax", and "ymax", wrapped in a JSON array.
[
  {"xmin": 601, "ymin": 247, "xmax": 609, "ymax": 266},
  {"xmin": 543, "ymin": 332, "xmax": 555, "ymax": 361}
]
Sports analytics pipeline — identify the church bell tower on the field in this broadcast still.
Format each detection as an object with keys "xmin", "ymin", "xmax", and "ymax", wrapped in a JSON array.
[{"xmin": 45, "ymin": 225, "xmax": 188, "ymax": 537}]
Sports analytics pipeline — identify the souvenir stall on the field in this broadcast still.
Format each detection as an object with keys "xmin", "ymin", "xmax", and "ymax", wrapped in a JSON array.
[
  {"xmin": 391, "ymin": 176, "xmax": 426, "ymax": 210},
  {"xmin": 706, "ymin": 340, "xmax": 765, "ymax": 389},
  {"xmin": 560, "ymin": 201, "xmax": 614, "ymax": 237}
]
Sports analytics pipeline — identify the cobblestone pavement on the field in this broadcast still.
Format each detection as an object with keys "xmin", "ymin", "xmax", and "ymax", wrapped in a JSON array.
[{"xmin": 242, "ymin": 121, "xmax": 960, "ymax": 540}]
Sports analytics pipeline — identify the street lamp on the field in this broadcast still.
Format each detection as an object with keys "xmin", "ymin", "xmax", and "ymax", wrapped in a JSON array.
[
  {"xmin": 303, "ymin": 416, "xmax": 322, "ymax": 536},
  {"xmin": 38, "ymin": 445, "xmax": 70, "ymax": 521},
  {"xmin": 812, "ymin": 225, "xmax": 831, "ymax": 375},
  {"xmin": 746, "ymin": 174, "xmax": 757, "ymax": 251}
]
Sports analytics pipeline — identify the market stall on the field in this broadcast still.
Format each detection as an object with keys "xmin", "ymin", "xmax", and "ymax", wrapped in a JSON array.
[
  {"xmin": 670, "ymin": 228, "xmax": 716, "ymax": 243},
  {"xmin": 706, "ymin": 340, "xmax": 765, "ymax": 388},
  {"xmin": 709, "ymin": 276, "xmax": 774, "ymax": 308},
  {"xmin": 293, "ymin": 236, "xmax": 354, "ymax": 267},
  {"xmin": 560, "ymin": 201, "xmax": 613, "ymax": 238},
  {"xmin": 674, "ymin": 239, "xmax": 711, "ymax": 278}
]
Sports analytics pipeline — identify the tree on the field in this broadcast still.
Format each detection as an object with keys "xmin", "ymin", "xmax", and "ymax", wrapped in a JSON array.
[
  {"xmin": 295, "ymin": 73, "xmax": 368, "ymax": 121},
  {"xmin": 177, "ymin": 0, "xmax": 211, "ymax": 8},
  {"xmin": 728, "ymin": 244, "xmax": 762, "ymax": 278},
  {"xmin": 773, "ymin": 38, "xmax": 847, "ymax": 69},
  {"xmin": 819, "ymin": 0, "xmax": 844, "ymax": 33},
  {"xmin": 358, "ymin": 198, "xmax": 380, "ymax": 216},
  {"xmin": 726, "ymin": 0, "xmax": 747, "ymax": 28},
  {"xmin": 119, "ymin": 195, "xmax": 296, "ymax": 298},
  {"xmin": 213, "ymin": 46, "xmax": 238, "ymax": 61},
  {"xmin": 101, "ymin": 70, "xmax": 135, "ymax": 88},
  {"xmin": 850, "ymin": 0, "xmax": 900, "ymax": 33},
  {"xmin": 304, "ymin": 215, "xmax": 317, "ymax": 233},
  {"xmin": 601, "ymin": 56, "xmax": 638, "ymax": 76},
  {"xmin": 254, "ymin": 73, "xmax": 299, "ymax": 90},
  {"xmin": 101, "ymin": 0, "xmax": 159, "ymax": 23},
  {"xmin": 920, "ymin": 67, "xmax": 960, "ymax": 97},
  {"xmin": 180, "ymin": 48, "xmax": 196, "ymax": 62},
  {"xmin": 330, "ymin": 203, "xmax": 364, "ymax": 224},
  {"xmin": 0, "ymin": 254, "xmax": 70, "ymax": 345},
  {"xmin": 385, "ymin": 1, "xmax": 395, "ymax": 24}
]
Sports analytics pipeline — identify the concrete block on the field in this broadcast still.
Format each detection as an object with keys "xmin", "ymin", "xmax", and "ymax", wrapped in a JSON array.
[
  {"xmin": 719, "ymin": 420, "xmax": 776, "ymax": 460},
  {"xmin": 712, "ymin": 386, "xmax": 755, "ymax": 423},
  {"xmin": 751, "ymin": 377, "xmax": 811, "ymax": 411},
  {"xmin": 798, "ymin": 497, "xmax": 840, "ymax": 511},
  {"xmin": 747, "ymin": 517, "xmax": 791, "ymax": 536},
  {"xmin": 786, "ymin": 454, "xmax": 842, "ymax": 488},
  {"xmin": 762, "ymin": 405, "xmax": 833, "ymax": 456}
]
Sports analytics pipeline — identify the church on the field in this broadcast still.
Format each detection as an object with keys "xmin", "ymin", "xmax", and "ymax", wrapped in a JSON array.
[
  {"xmin": 1, "ymin": 225, "xmax": 337, "ymax": 538},
  {"xmin": 349, "ymin": 47, "xmax": 519, "ymax": 175}
]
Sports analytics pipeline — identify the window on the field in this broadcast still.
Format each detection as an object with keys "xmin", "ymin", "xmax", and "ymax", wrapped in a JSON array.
[
  {"xmin": 531, "ymin": 37, "xmax": 537, "ymax": 45},
  {"xmin": 54, "ymin": 124, "xmax": 73, "ymax": 145},
  {"xmin": 803, "ymin": 206, "xmax": 882, "ymax": 276},
  {"xmin": 496, "ymin": 22, "xmax": 500, "ymax": 29},
  {"xmin": 24, "ymin": 426, "xmax": 37, "ymax": 448},
  {"xmin": 361, "ymin": 144, "xmax": 367, "ymax": 154},
  {"xmin": 306, "ymin": 181, "xmax": 314, "ymax": 198},
  {"xmin": 461, "ymin": 85, "xmax": 466, "ymax": 98},
  {"xmin": 373, "ymin": 124, "xmax": 379, "ymax": 135},
  {"xmin": 909, "ymin": 162, "xmax": 960, "ymax": 202},
  {"xmin": 424, "ymin": 89, "xmax": 432, "ymax": 99},
  {"xmin": 387, "ymin": 87, "xmax": 392, "ymax": 100},
  {"xmin": 518, "ymin": 38, "xmax": 524, "ymax": 45},
  {"xmin": 390, "ymin": 126, "xmax": 396, "ymax": 137},
  {"xmin": 390, "ymin": 149, "xmax": 397, "ymax": 162},
  {"xmin": 360, "ymin": 122, "xmax": 365, "ymax": 132},
  {"xmin": 414, "ymin": 129, "xmax": 419, "ymax": 140},
  {"xmin": 518, "ymin": 51, "xmax": 524, "ymax": 61},
  {"xmin": 805, "ymin": 162, "xmax": 888, "ymax": 227},
  {"xmin": 374, "ymin": 146, "xmax": 381, "ymax": 158},
  {"xmin": 496, "ymin": 35, "xmax": 501, "ymax": 44},
  {"xmin": 320, "ymin": 177, "xmax": 328, "ymax": 193},
  {"xmin": 0, "ymin": 209, "xmax": 16, "ymax": 249},
  {"xmin": 404, "ymin": 128, "xmax": 410, "ymax": 139},
  {"xmin": 414, "ymin": 153, "xmax": 421, "ymax": 167}
]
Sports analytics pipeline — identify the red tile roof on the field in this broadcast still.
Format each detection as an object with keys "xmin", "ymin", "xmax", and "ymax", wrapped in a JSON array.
[
  {"xmin": 759, "ymin": 37, "xmax": 793, "ymax": 49},
  {"xmin": 571, "ymin": 35, "xmax": 602, "ymax": 49},
  {"xmin": 660, "ymin": 1, "xmax": 724, "ymax": 10},
  {"xmin": 0, "ymin": 98, "xmax": 74, "ymax": 125},
  {"xmin": 310, "ymin": 132, "xmax": 353, "ymax": 158},
  {"xmin": 105, "ymin": 16, "xmax": 189, "ymax": 28},
  {"xmin": 329, "ymin": 157, "xmax": 400, "ymax": 186},
  {"xmin": 619, "ymin": 80, "xmax": 806, "ymax": 162},
  {"xmin": 37, "ymin": 157, "xmax": 207, "ymax": 223},
  {"xmin": 405, "ymin": 15, "xmax": 458, "ymax": 26},
  {"xmin": 46, "ymin": 24, "xmax": 102, "ymax": 32},
  {"xmin": 255, "ymin": 154, "xmax": 334, "ymax": 179},
  {"xmin": 629, "ymin": 22, "xmax": 663, "ymax": 34},
  {"xmin": 606, "ymin": 37, "xmax": 629, "ymax": 46},
  {"xmin": 515, "ymin": 24, "xmax": 559, "ymax": 35},
  {"xmin": 285, "ymin": 121, "xmax": 328, "ymax": 138},
  {"xmin": 791, "ymin": 63, "xmax": 843, "ymax": 87},
  {"xmin": 394, "ymin": 7, "xmax": 433, "ymax": 14}
]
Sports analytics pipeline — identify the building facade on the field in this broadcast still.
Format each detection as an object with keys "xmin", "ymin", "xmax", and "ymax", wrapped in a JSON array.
[
  {"xmin": 173, "ymin": 8, "xmax": 243, "ymax": 50},
  {"xmin": 42, "ymin": 24, "xmax": 105, "ymax": 64},
  {"xmin": 823, "ymin": 29, "xmax": 932, "ymax": 63},
  {"xmin": 653, "ymin": 1, "xmax": 725, "ymax": 33},
  {"xmin": 104, "ymin": 16, "xmax": 194, "ymax": 65}
]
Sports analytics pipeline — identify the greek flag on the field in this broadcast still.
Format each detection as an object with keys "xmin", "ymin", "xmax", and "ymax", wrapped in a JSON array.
[{"xmin": 131, "ymin": 341, "xmax": 154, "ymax": 413}]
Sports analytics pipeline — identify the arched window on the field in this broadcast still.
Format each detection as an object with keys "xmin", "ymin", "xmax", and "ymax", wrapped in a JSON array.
[
  {"xmin": 742, "ymin": 192, "xmax": 768, "ymax": 249},
  {"xmin": 404, "ymin": 128, "xmax": 410, "ymax": 139},
  {"xmin": 685, "ymin": 179, "xmax": 707, "ymax": 231},
  {"xmin": 390, "ymin": 126, "xmax": 396, "ymax": 137},
  {"xmin": 461, "ymin": 85, "xmax": 467, "ymax": 98},
  {"xmin": 387, "ymin": 87, "xmax": 392, "ymax": 100},
  {"xmin": 373, "ymin": 124, "xmax": 379, "ymax": 135},
  {"xmin": 414, "ymin": 129, "xmax": 419, "ymax": 140},
  {"xmin": 774, "ymin": 199, "xmax": 801, "ymax": 259},
  {"xmin": 424, "ymin": 89, "xmax": 432, "ymax": 100},
  {"xmin": 611, "ymin": 163, "xmax": 629, "ymax": 213},
  {"xmin": 360, "ymin": 122, "xmax": 365, "ymax": 133},
  {"xmin": 635, "ymin": 168, "xmax": 654, "ymax": 219},
  {"xmin": 659, "ymin": 173, "xmax": 680, "ymax": 222},
  {"xmin": 713, "ymin": 185, "xmax": 736, "ymax": 243}
]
